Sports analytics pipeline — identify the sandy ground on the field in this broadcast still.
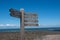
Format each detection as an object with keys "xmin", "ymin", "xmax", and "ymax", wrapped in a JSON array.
[{"xmin": 0, "ymin": 31, "xmax": 60, "ymax": 40}]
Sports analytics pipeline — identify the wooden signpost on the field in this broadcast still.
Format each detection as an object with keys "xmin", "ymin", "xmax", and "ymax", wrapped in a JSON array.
[
  {"xmin": 9, "ymin": 8, "xmax": 39, "ymax": 40},
  {"xmin": 24, "ymin": 20, "xmax": 38, "ymax": 22},
  {"xmin": 24, "ymin": 24, "xmax": 38, "ymax": 26}
]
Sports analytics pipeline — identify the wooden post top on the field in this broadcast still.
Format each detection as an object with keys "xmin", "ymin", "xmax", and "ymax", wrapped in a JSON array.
[{"xmin": 20, "ymin": 8, "xmax": 24, "ymax": 12}]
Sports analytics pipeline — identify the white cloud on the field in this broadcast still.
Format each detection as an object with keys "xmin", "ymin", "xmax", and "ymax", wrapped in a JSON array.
[
  {"xmin": 0, "ymin": 24, "xmax": 20, "ymax": 29},
  {"xmin": 39, "ymin": 24, "xmax": 41, "ymax": 26},
  {"xmin": 0, "ymin": 24, "xmax": 4, "ymax": 26},
  {"xmin": 0, "ymin": 24, "xmax": 19, "ymax": 26},
  {"xmin": 39, "ymin": 24, "xmax": 60, "ymax": 27},
  {"xmin": 0, "ymin": 24, "xmax": 60, "ymax": 29},
  {"xmin": 6, "ymin": 24, "xmax": 16, "ymax": 26}
]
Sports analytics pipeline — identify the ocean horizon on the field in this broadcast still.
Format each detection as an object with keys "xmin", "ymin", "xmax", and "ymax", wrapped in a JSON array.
[{"xmin": 0, "ymin": 26, "xmax": 60, "ymax": 32}]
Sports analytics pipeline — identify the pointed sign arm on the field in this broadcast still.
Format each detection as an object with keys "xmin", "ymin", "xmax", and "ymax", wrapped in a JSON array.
[{"xmin": 9, "ymin": 8, "xmax": 22, "ymax": 18}]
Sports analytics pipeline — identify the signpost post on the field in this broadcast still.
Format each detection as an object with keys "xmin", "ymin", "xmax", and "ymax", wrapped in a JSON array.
[
  {"xmin": 20, "ymin": 8, "xmax": 25, "ymax": 40},
  {"xmin": 9, "ymin": 8, "xmax": 39, "ymax": 40}
]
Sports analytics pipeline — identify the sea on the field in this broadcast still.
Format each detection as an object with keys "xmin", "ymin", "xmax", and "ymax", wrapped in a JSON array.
[{"xmin": 0, "ymin": 26, "xmax": 60, "ymax": 32}]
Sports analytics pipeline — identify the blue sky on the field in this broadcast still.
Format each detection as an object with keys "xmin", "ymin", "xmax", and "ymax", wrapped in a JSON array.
[{"xmin": 0, "ymin": 0, "xmax": 60, "ymax": 28}]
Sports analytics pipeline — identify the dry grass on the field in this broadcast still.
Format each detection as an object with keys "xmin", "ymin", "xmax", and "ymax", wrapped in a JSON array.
[{"xmin": 0, "ymin": 31, "xmax": 60, "ymax": 40}]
